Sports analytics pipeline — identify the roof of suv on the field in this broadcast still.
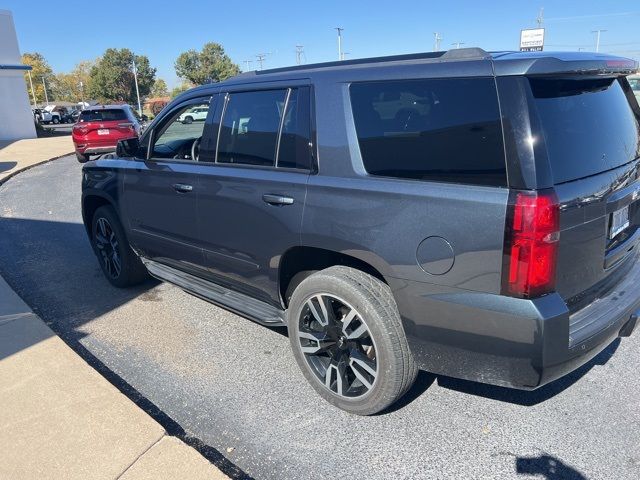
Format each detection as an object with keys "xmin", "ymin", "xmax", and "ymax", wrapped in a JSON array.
[{"xmin": 174, "ymin": 48, "xmax": 638, "ymax": 103}]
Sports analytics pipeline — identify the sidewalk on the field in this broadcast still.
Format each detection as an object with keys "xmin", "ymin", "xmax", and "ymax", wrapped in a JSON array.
[
  {"xmin": 0, "ymin": 136, "xmax": 74, "ymax": 184},
  {"xmin": 0, "ymin": 145, "xmax": 228, "ymax": 479},
  {"xmin": 0, "ymin": 275, "xmax": 227, "ymax": 480}
]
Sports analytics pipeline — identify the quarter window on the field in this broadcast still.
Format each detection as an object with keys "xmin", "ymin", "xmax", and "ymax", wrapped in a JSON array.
[{"xmin": 349, "ymin": 78, "xmax": 506, "ymax": 186}]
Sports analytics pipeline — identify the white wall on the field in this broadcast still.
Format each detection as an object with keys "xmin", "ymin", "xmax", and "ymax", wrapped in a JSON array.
[{"xmin": 0, "ymin": 9, "xmax": 36, "ymax": 141}]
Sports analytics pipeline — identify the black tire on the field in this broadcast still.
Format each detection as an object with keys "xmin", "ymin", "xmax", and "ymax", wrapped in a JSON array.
[
  {"xmin": 52, "ymin": 117, "xmax": 59, "ymax": 124},
  {"xmin": 287, "ymin": 266, "xmax": 418, "ymax": 415},
  {"xmin": 76, "ymin": 152, "xmax": 90, "ymax": 163},
  {"xmin": 183, "ymin": 116, "xmax": 193, "ymax": 124},
  {"xmin": 91, "ymin": 205, "xmax": 148, "ymax": 288}
]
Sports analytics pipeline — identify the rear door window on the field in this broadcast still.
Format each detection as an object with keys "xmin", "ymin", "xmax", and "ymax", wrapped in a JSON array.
[
  {"xmin": 349, "ymin": 78, "xmax": 506, "ymax": 186},
  {"xmin": 217, "ymin": 90, "xmax": 287, "ymax": 167},
  {"xmin": 79, "ymin": 109, "xmax": 128, "ymax": 122},
  {"xmin": 528, "ymin": 77, "xmax": 640, "ymax": 184}
]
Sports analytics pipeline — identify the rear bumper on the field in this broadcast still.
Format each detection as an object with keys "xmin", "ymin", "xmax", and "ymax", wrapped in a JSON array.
[{"xmin": 390, "ymin": 255, "xmax": 640, "ymax": 390}]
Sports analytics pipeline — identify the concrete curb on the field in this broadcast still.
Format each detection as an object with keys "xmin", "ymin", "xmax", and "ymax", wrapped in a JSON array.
[{"xmin": 0, "ymin": 150, "xmax": 73, "ymax": 186}]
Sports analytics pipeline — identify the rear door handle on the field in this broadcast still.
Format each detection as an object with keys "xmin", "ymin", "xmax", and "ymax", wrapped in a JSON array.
[
  {"xmin": 173, "ymin": 183, "xmax": 193, "ymax": 193},
  {"xmin": 262, "ymin": 194, "xmax": 294, "ymax": 206}
]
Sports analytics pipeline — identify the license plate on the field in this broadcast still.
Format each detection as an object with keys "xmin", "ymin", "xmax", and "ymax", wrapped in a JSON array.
[
  {"xmin": 609, "ymin": 205, "xmax": 630, "ymax": 239},
  {"xmin": 97, "ymin": 129, "xmax": 109, "ymax": 135}
]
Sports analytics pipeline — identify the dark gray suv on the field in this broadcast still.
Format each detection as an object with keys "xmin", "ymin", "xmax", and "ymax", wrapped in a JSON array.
[{"xmin": 81, "ymin": 49, "xmax": 640, "ymax": 415}]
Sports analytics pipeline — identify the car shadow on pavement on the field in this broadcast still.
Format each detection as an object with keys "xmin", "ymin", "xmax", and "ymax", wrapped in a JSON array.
[
  {"xmin": 0, "ymin": 217, "xmax": 158, "ymax": 356},
  {"xmin": 0, "ymin": 161, "xmax": 17, "ymax": 173},
  {"xmin": 515, "ymin": 453, "xmax": 587, "ymax": 479},
  {"xmin": 436, "ymin": 338, "xmax": 621, "ymax": 406}
]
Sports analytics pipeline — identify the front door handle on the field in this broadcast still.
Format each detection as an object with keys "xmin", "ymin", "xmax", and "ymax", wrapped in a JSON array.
[
  {"xmin": 173, "ymin": 183, "xmax": 193, "ymax": 193},
  {"xmin": 262, "ymin": 194, "xmax": 294, "ymax": 206}
]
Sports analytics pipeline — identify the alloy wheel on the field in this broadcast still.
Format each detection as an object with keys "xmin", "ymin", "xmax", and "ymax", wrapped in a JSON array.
[
  {"xmin": 94, "ymin": 217, "xmax": 121, "ymax": 279},
  {"xmin": 298, "ymin": 294, "xmax": 378, "ymax": 398}
]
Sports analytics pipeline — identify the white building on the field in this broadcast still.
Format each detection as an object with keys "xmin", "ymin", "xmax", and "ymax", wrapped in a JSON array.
[{"xmin": 0, "ymin": 9, "xmax": 36, "ymax": 140}]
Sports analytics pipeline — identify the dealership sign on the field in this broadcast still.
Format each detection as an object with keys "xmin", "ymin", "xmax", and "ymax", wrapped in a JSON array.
[{"xmin": 520, "ymin": 28, "xmax": 545, "ymax": 52}]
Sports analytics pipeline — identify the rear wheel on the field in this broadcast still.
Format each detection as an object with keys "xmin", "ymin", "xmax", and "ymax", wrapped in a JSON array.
[
  {"xmin": 287, "ymin": 266, "xmax": 417, "ymax": 415},
  {"xmin": 52, "ymin": 116, "xmax": 59, "ymax": 124},
  {"xmin": 183, "ymin": 116, "xmax": 193, "ymax": 124},
  {"xmin": 91, "ymin": 206, "xmax": 148, "ymax": 288},
  {"xmin": 76, "ymin": 152, "xmax": 90, "ymax": 163}
]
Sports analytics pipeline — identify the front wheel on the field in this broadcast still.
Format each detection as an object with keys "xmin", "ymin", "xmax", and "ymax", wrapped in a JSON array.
[
  {"xmin": 91, "ymin": 206, "xmax": 148, "ymax": 288},
  {"xmin": 287, "ymin": 266, "xmax": 418, "ymax": 415},
  {"xmin": 182, "ymin": 116, "xmax": 193, "ymax": 124},
  {"xmin": 52, "ymin": 117, "xmax": 59, "ymax": 124}
]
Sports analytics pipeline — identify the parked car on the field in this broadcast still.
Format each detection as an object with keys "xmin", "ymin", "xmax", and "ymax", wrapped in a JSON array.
[
  {"xmin": 81, "ymin": 50, "xmax": 640, "ymax": 415},
  {"xmin": 72, "ymin": 105, "xmax": 142, "ymax": 163},
  {"xmin": 629, "ymin": 74, "xmax": 640, "ymax": 104},
  {"xmin": 177, "ymin": 106, "xmax": 208, "ymax": 124},
  {"xmin": 71, "ymin": 109, "xmax": 81, "ymax": 123},
  {"xmin": 33, "ymin": 108, "xmax": 61, "ymax": 124}
]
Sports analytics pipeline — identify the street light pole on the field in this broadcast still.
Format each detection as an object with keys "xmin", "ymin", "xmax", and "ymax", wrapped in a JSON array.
[
  {"xmin": 79, "ymin": 81, "xmax": 85, "ymax": 108},
  {"xmin": 27, "ymin": 70, "xmax": 36, "ymax": 108},
  {"xmin": 132, "ymin": 58, "xmax": 142, "ymax": 116},
  {"xmin": 42, "ymin": 77, "xmax": 49, "ymax": 106},
  {"xmin": 591, "ymin": 29, "xmax": 607, "ymax": 53},
  {"xmin": 335, "ymin": 27, "xmax": 344, "ymax": 60}
]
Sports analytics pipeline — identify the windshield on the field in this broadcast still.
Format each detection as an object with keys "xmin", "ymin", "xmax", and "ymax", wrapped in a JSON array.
[
  {"xmin": 529, "ymin": 77, "xmax": 640, "ymax": 184},
  {"xmin": 79, "ymin": 109, "xmax": 128, "ymax": 122}
]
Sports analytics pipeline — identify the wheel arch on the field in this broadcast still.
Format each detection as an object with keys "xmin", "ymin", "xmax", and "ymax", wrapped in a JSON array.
[
  {"xmin": 278, "ymin": 246, "xmax": 389, "ymax": 308},
  {"xmin": 82, "ymin": 193, "xmax": 115, "ymax": 239}
]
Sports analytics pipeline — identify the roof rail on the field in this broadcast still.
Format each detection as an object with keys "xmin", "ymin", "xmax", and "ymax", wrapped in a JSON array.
[{"xmin": 256, "ymin": 51, "xmax": 448, "ymax": 75}]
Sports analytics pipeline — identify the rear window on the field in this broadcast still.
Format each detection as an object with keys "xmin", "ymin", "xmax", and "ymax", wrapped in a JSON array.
[
  {"xmin": 349, "ymin": 78, "xmax": 506, "ymax": 186},
  {"xmin": 529, "ymin": 77, "xmax": 640, "ymax": 184},
  {"xmin": 79, "ymin": 109, "xmax": 128, "ymax": 122}
]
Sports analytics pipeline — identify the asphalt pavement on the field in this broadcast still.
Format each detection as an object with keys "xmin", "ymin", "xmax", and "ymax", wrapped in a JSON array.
[{"xmin": 0, "ymin": 155, "xmax": 639, "ymax": 480}]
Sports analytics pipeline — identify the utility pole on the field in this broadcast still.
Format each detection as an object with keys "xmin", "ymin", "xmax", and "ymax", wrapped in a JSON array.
[
  {"xmin": 451, "ymin": 42, "xmax": 465, "ymax": 49},
  {"xmin": 256, "ymin": 53, "xmax": 267, "ymax": 70},
  {"xmin": 243, "ymin": 60, "xmax": 253, "ymax": 71},
  {"xmin": 79, "ymin": 81, "xmax": 85, "ymax": 107},
  {"xmin": 42, "ymin": 77, "xmax": 49, "ymax": 106},
  {"xmin": 295, "ymin": 45, "xmax": 305, "ymax": 65},
  {"xmin": 335, "ymin": 27, "xmax": 344, "ymax": 60},
  {"xmin": 27, "ymin": 70, "xmax": 36, "ymax": 108},
  {"xmin": 536, "ymin": 7, "xmax": 544, "ymax": 27},
  {"xmin": 591, "ymin": 29, "xmax": 607, "ymax": 52},
  {"xmin": 132, "ymin": 58, "xmax": 142, "ymax": 116},
  {"xmin": 433, "ymin": 32, "xmax": 443, "ymax": 52}
]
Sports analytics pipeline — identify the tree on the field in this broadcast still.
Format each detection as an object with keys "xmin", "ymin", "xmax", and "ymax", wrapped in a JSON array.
[
  {"xmin": 88, "ymin": 49, "xmax": 156, "ymax": 104},
  {"xmin": 21, "ymin": 52, "xmax": 55, "ymax": 105},
  {"xmin": 174, "ymin": 42, "xmax": 240, "ymax": 85},
  {"xmin": 170, "ymin": 81, "xmax": 194, "ymax": 98},
  {"xmin": 150, "ymin": 78, "xmax": 169, "ymax": 97},
  {"xmin": 52, "ymin": 60, "xmax": 94, "ymax": 102}
]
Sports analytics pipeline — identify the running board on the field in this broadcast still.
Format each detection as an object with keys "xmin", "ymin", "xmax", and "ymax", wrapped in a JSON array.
[{"xmin": 142, "ymin": 259, "xmax": 286, "ymax": 326}]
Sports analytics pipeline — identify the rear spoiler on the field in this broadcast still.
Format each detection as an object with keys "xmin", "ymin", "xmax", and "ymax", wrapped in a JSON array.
[{"xmin": 493, "ymin": 52, "xmax": 639, "ymax": 77}]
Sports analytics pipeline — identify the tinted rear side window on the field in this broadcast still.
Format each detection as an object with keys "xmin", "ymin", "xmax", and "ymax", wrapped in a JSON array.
[
  {"xmin": 79, "ymin": 109, "xmax": 128, "ymax": 122},
  {"xmin": 350, "ymin": 78, "xmax": 506, "ymax": 186},
  {"xmin": 529, "ymin": 77, "xmax": 640, "ymax": 184},
  {"xmin": 217, "ymin": 90, "xmax": 286, "ymax": 167}
]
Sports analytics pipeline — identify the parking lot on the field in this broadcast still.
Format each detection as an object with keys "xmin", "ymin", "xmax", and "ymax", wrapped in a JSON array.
[{"xmin": 0, "ymin": 156, "xmax": 638, "ymax": 479}]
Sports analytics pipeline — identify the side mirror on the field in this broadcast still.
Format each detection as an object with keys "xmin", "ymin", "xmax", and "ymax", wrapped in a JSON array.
[{"xmin": 116, "ymin": 138, "xmax": 141, "ymax": 158}]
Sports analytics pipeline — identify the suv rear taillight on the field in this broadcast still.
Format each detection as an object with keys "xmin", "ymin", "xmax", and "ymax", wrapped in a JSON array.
[{"xmin": 502, "ymin": 190, "xmax": 560, "ymax": 298}]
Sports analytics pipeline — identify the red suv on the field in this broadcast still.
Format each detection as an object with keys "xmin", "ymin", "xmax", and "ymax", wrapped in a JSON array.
[{"xmin": 73, "ymin": 105, "xmax": 142, "ymax": 162}]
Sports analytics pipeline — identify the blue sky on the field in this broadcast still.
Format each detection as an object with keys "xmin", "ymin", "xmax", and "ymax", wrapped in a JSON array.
[{"xmin": 4, "ymin": 0, "xmax": 640, "ymax": 88}]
